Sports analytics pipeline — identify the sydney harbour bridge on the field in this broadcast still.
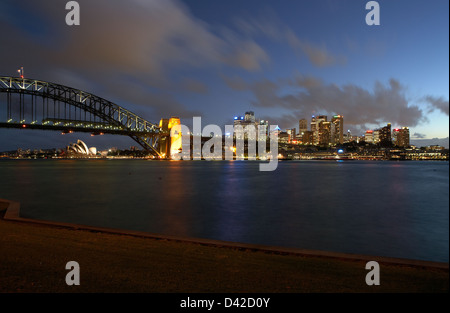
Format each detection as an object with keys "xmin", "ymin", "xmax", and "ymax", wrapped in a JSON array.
[{"xmin": 0, "ymin": 76, "xmax": 173, "ymax": 158}]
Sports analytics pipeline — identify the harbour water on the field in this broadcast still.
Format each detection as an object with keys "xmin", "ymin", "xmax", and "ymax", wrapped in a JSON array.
[{"xmin": 0, "ymin": 159, "xmax": 448, "ymax": 263}]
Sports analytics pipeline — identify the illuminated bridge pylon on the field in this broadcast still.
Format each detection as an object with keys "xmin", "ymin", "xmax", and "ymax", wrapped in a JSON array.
[{"xmin": 0, "ymin": 76, "xmax": 165, "ymax": 157}]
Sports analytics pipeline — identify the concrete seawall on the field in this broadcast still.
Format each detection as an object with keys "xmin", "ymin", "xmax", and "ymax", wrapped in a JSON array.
[{"xmin": 1, "ymin": 198, "xmax": 447, "ymax": 270}]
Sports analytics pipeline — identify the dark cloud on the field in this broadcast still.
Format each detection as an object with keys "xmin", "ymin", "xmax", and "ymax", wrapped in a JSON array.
[
  {"xmin": 181, "ymin": 78, "xmax": 208, "ymax": 94},
  {"xmin": 0, "ymin": 0, "xmax": 270, "ymax": 124},
  {"xmin": 412, "ymin": 132, "xmax": 426, "ymax": 139},
  {"xmin": 423, "ymin": 96, "xmax": 449, "ymax": 115},
  {"xmin": 97, "ymin": 76, "xmax": 203, "ymax": 120},
  {"xmin": 258, "ymin": 113, "xmax": 298, "ymax": 129},
  {"xmin": 221, "ymin": 75, "xmax": 248, "ymax": 91},
  {"xmin": 224, "ymin": 74, "xmax": 427, "ymax": 130}
]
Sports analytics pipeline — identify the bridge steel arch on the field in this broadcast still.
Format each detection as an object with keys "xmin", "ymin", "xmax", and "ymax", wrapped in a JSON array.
[{"xmin": 0, "ymin": 76, "xmax": 164, "ymax": 157}]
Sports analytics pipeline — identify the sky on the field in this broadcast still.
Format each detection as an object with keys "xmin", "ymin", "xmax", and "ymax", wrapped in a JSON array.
[{"xmin": 0, "ymin": 0, "xmax": 448, "ymax": 150}]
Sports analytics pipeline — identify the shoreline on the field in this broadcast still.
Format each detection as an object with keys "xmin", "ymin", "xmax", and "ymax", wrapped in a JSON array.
[
  {"xmin": 1, "ymin": 156, "xmax": 449, "ymax": 161},
  {"xmin": 2, "ymin": 198, "xmax": 447, "ymax": 270},
  {"xmin": 1, "ymin": 198, "xmax": 448, "ymax": 293}
]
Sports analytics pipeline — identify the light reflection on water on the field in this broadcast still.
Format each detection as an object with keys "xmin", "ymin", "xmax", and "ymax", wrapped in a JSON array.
[{"xmin": 0, "ymin": 159, "xmax": 448, "ymax": 262}]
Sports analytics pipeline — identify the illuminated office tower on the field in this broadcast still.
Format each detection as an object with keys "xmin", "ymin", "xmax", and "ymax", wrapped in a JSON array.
[
  {"xmin": 301, "ymin": 131, "xmax": 314, "ymax": 145},
  {"xmin": 311, "ymin": 116, "xmax": 318, "ymax": 144},
  {"xmin": 299, "ymin": 119, "xmax": 308, "ymax": 133},
  {"xmin": 286, "ymin": 128, "xmax": 296, "ymax": 143},
  {"xmin": 244, "ymin": 111, "xmax": 255, "ymax": 123},
  {"xmin": 373, "ymin": 130, "xmax": 380, "ymax": 144},
  {"xmin": 331, "ymin": 115, "xmax": 344, "ymax": 145},
  {"xmin": 311, "ymin": 115, "xmax": 327, "ymax": 145},
  {"xmin": 365, "ymin": 130, "xmax": 374, "ymax": 144},
  {"xmin": 234, "ymin": 112, "xmax": 259, "ymax": 141},
  {"xmin": 257, "ymin": 119, "xmax": 269, "ymax": 140},
  {"xmin": 379, "ymin": 123, "xmax": 392, "ymax": 145},
  {"xmin": 393, "ymin": 127, "xmax": 410, "ymax": 147},
  {"xmin": 319, "ymin": 121, "xmax": 331, "ymax": 146},
  {"xmin": 233, "ymin": 115, "xmax": 245, "ymax": 126}
]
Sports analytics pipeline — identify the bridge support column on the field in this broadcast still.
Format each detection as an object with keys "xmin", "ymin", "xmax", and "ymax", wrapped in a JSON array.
[{"xmin": 158, "ymin": 117, "xmax": 181, "ymax": 159}]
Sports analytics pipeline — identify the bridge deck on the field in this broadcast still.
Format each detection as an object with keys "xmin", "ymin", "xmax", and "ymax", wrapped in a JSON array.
[{"xmin": 0, "ymin": 122, "xmax": 156, "ymax": 137}]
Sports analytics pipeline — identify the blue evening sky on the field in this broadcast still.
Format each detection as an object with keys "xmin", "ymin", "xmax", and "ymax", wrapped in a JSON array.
[{"xmin": 0, "ymin": 0, "xmax": 448, "ymax": 150}]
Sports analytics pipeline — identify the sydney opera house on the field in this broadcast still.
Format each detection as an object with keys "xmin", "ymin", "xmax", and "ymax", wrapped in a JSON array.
[{"xmin": 67, "ymin": 140, "xmax": 97, "ymax": 156}]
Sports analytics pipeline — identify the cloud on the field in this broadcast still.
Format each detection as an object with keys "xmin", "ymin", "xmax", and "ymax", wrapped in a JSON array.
[
  {"xmin": 223, "ymin": 74, "xmax": 427, "ymax": 130},
  {"xmin": 0, "ymin": 0, "xmax": 271, "ymax": 123},
  {"xmin": 222, "ymin": 74, "xmax": 248, "ymax": 91},
  {"xmin": 97, "ymin": 75, "xmax": 203, "ymax": 120},
  {"xmin": 61, "ymin": 0, "xmax": 270, "ymax": 77},
  {"xmin": 410, "ymin": 137, "xmax": 449, "ymax": 149},
  {"xmin": 423, "ymin": 96, "xmax": 449, "ymax": 115},
  {"xmin": 412, "ymin": 132, "xmax": 426, "ymax": 139},
  {"xmin": 181, "ymin": 78, "xmax": 208, "ymax": 94},
  {"xmin": 298, "ymin": 42, "xmax": 345, "ymax": 67},
  {"xmin": 235, "ymin": 14, "xmax": 346, "ymax": 67},
  {"xmin": 258, "ymin": 113, "xmax": 298, "ymax": 129},
  {"xmin": 226, "ymin": 40, "xmax": 270, "ymax": 71}
]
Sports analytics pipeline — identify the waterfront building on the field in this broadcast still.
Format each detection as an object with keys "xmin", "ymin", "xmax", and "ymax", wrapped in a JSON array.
[
  {"xmin": 244, "ymin": 111, "xmax": 256, "ymax": 123},
  {"xmin": 301, "ymin": 131, "xmax": 314, "ymax": 145},
  {"xmin": 331, "ymin": 115, "xmax": 344, "ymax": 145},
  {"xmin": 365, "ymin": 130, "xmax": 374, "ymax": 144},
  {"xmin": 311, "ymin": 116, "xmax": 318, "ymax": 144},
  {"xmin": 67, "ymin": 140, "xmax": 97, "ymax": 156},
  {"xmin": 319, "ymin": 121, "xmax": 331, "ymax": 146},
  {"xmin": 343, "ymin": 129, "xmax": 355, "ymax": 143},
  {"xmin": 311, "ymin": 115, "xmax": 327, "ymax": 145},
  {"xmin": 233, "ymin": 115, "xmax": 244, "ymax": 126},
  {"xmin": 286, "ymin": 128, "xmax": 296, "ymax": 143},
  {"xmin": 299, "ymin": 119, "xmax": 308, "ymax": 133},
  {"xmin": 393, "ymin": 127, "xmax": 410, "ymax": 147},
  {"xmin": 233, "ymin": 112, "xmax": 260, "ymax": 141},
  {"xmin": 279, "ymin": 132, "xmax": 290, "ymax": 144},
  {"xmin": 258, "ymin": 119, "xmax": 269, "ymax": 140},
  {"xmin": 378, "ymin": 123, "xmax": 392, "ymax": 145},
  {"xmin": 373, "ymin": 130, "xmax": 380, "ymax": 144}
]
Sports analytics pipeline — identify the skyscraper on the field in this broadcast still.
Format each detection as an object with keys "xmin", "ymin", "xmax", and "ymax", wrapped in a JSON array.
[
  {"xmin": 311, "ymin": 116, "xmax": 318, "ymax": 144},
  {"xmin": 244, "ymin": 111, "xmax": 255, "ymax": 123},
  {"xmin": 299, "ymin": 119, "xmax": 308, "ymax": 133},
  {"xmin": 233, "ymin": 112, "xmax": 261, "ymax": 141},
  {"xmin": 319, "ymin": 121, "xmax": 331, "ymax": 146},
  {"xmin": 378, "ymin": 123, "xmax": 392, "ymax": 145},
  {"xmin": 331, "ymin": 115, "xmax": 344, "ymax": 145},
  {"xmin": 301, "ymin": 131, "xmax": 314, "ymax": 145},
  {"xmin": 393, "ymin": 127, "xmax": 410, "ymax": 147},
  {"xmin": 373, "ymin": 130, "xmax": 380, "ymax": 144},
  {"xmin": 311, "ymin": 115, "xmax": 327, "ymax": 145},
  {"xmin": 286, "ymin": 128, "xmax": 296, "ymax": 143},
  {"xmin": 365, "ymin": 130, "xmax": 374, "ymax": 144}
]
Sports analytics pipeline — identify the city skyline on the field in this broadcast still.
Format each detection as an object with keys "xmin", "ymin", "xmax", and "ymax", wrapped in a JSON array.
[{"xmin": 0, "ymin": 0, "xmax": 448, "ymax": 151}]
